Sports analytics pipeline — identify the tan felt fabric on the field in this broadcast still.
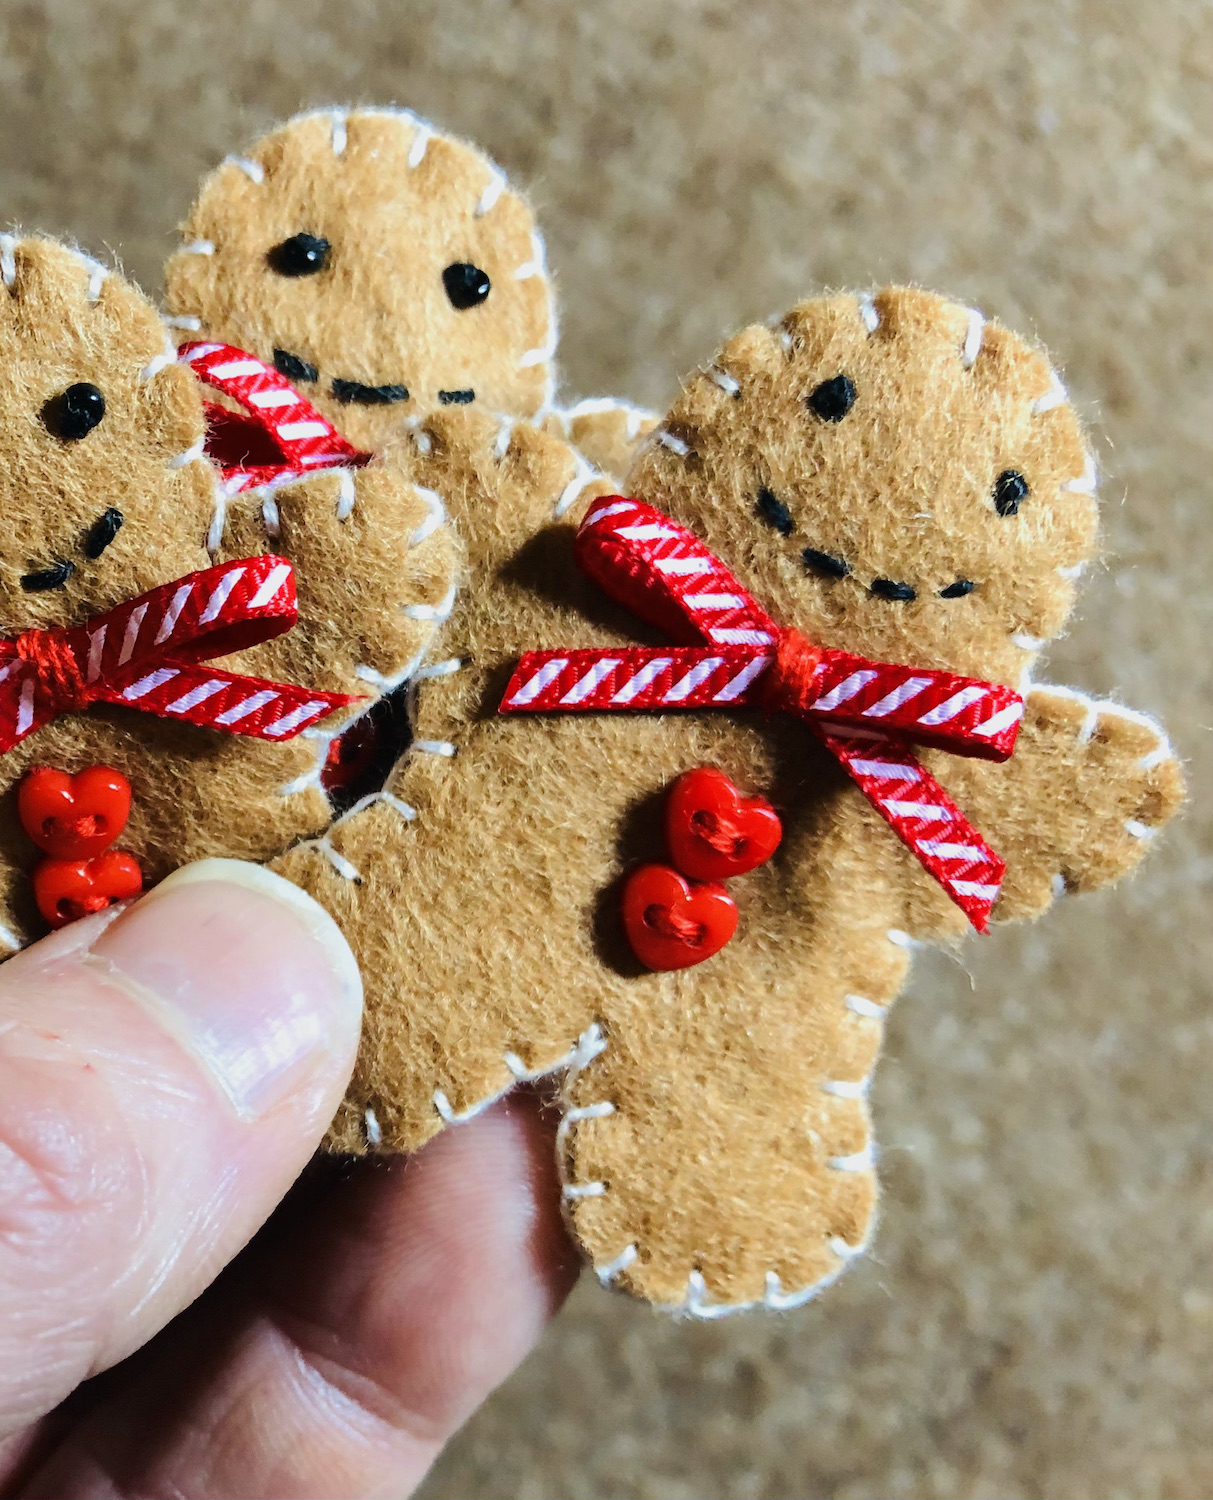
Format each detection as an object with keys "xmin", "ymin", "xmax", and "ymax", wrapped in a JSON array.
[
  {"xmin": 166, "ymin": 108, "xmax": 657, "ymax": 477},
  {"xmin": 0, "ymin": 236, "xmax": 458, "ymax": 947},
  {"xmin": 272, "ymin": 289, "xmax": 1180, "ymax": 1311}
]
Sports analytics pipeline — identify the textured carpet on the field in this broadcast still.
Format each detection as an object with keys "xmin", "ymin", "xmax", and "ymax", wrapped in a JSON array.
[{"xmin": 1, "ymin": 2, "xmax": 1209, "ymax": 1495}]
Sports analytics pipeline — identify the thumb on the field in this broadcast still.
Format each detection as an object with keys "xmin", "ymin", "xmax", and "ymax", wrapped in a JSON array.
[{"xmin": 0, "ymin": 859, "xmax": 362, "ymax": 1439}]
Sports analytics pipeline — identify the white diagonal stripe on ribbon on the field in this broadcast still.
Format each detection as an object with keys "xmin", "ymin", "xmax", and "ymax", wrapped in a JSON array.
[
  {"xmin": 276, "ymin": 420, "xmax": 330, "ymax": 441},
  {"xmin": 584, "ymin": 501, "xmax": 637, "ymax": 525},
  {"xmin": 248, "ymin": 562, "xmax": 292, "ymax": 610},
  {"xmin": 881, "ymin": 800, "xmax": 956, "ymax": 821},
  {"xmin": 709, "ymin": 628, "xmax": 776, "ymax": 645},
  {"xmin": 863, "ymin": 675, "xmax": 932, "ymax": 718},
  {"xmin": 118, "ymin": 603, "xmax": 149, "ymax": 666},
  {"xmin": 509, "ymin": 658, "xmax": 568, "ymax": 706},
  {"xmin": 122, "ymin": 667, "xmax": 180, "ymax": 701},
  {"xmin": 918, "ymin": 684, "xmax": 987, "ymax": 725},
  {"xmin": 811, "ymin": 669, "xmax": 878, "ymax": 712},
  {"xmin": 209, "ymin": 359, "xmax": 267, "ymax": 379},
  {"xmin": 919, "ymin": 840, "xmax": 991, "ymax": 862},
  {"xmin": 616, "ymin": 524, "xmax": 680, "ymax": 542},
  {"xmin": 164, "ymin": 678, "xmax": 228, "ymax": 714},
  {"xmin": 850, "ymin": 759, "xmax": 923, "ymax": 781},
  {"xmin": 199, "ymin": 567, "xmax": 246, "ymax": 625},
  {"xmin": 971, "ymin": 701, "xmax": 1025, "ymax": 738},
  {"xmin": 665, "ymin": 658, "xmax": 724, "ymax": 702},
  {"xmin": 948, "ymin": 879, "xmax": 1001, "ymax": 900},
  {"xmin": 154, "ymin": 583, "xmax": 194, "ymax": 645},
  {"xmin": 86, "ymin": 624, "xmax": 107, "ymax": 683},
  {"xmin": 16, "ymin": 678, "xmax": 34, "ymax": 735},
  {"xmin": 561, "ymin": 658, "xmax": 623, "ymax": 705},
  {"xmin": 262, "ymin": 700, "xmax": 328, "ymax": 737},
  {"xmin": 614, "ymin": 657, "xmax": 674, "ymax": 704},
  {"xmin": 682, "ymin": 592, "xmax": 749, "ymax": 609},
  {"xmin": 248, "ymin": 389, "xmax": 298, "ymax": 409},
  {"xmin": 214, "ymin": 689, "xmax": 278, "ymax": 726},
  {"xmin": 713, "ymin": 656, "xmax": 770, "ymax": 702},
  {"xmin": 654, "ymin": 556, "xmax": 714, "ymax": 575}
]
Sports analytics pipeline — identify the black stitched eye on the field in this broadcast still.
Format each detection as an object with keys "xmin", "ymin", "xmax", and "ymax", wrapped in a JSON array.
[
  {"xmin": 84, "ymin": 507, "xmax": 124, "ymax": 559},
  {"xmin": 993, "ymin": 469, "xmax": 1029, "ymax": 517},
  {"xmin": 806, "ymin": 374, "xmax": 857, "ymax": 423},
  {"xmin": 940, "ymin": 578, "xmax": 975, "ymax": 598},
  {"xmin": 443, "ymin": 262, "xmax": 491, "ymax": 309},
  {"xmin": 803, "ymin": 547, "xmax": 851, "ymax": 579},
  {"xmin": 273, "ymin": 348, "xmax": 319, "ymax": 384},
  {"xmin": 267, "ymin": 233, "xmax": 331, "ymax": 277},
  {"xmin": 756, "ymin": 486, "xmax": 794, "ymax": 535},
  {"xmin": 41, "ymin": 383, "xmax": 106, "ymax": 442}
]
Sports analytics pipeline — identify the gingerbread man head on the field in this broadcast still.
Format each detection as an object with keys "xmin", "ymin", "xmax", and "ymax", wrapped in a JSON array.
[
  {"xmin": 629, "ymin": 286, "xmax": 1098, "ymax": 693},
  {"xmin": 164, "ymin": 108, "xmax": 555, "ymax": 454}
]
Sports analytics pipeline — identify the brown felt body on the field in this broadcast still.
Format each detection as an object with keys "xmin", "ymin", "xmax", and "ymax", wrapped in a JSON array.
[
  {"xmin": 272, "ymin": 287, "xmax": 1182, "ymax": 1311},
  {"xmin": 165, "ymin": 108, "xmax": 655, "ymax": 476},
  {"xmin": 0, "ymin": 237, "xmax": 458, "ymax": 947}
]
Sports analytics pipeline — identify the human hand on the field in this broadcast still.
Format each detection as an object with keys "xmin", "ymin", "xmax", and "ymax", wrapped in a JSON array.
[{"xmin": 0, "ymin": 861, "xmax": 577, "ymax": 1498}]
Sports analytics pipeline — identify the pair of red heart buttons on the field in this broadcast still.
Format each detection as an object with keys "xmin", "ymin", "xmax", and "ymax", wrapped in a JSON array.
[
  {"xmin": 622, "ymin": 768, "xmax": 782, "ymax": 972},
  {"xmin": 18, "ymin": 767, "xmax": 143, "ymax": 929}
]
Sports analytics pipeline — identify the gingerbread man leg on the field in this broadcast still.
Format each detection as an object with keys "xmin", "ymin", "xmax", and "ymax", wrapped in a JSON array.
[{"xmin": 557, "ymin": 906, "xmax": 910, "ymax": 1311}]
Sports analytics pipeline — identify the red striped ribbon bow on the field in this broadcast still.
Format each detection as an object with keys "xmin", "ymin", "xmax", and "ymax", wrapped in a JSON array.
[
  {"xmin": 180, "ymin": 341, "xmax": 368, "ymax": 491},
  {"xmin": 0, "ymin": 555, "xmax": 357, "ymax": 754},
  {"xmin": 500, "ymin": 497, "xmax": 1025, "ymax": 930}
]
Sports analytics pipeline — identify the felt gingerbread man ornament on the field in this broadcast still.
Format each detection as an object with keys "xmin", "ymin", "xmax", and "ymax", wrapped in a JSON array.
[
  {"xmin": 164, "ymin": 106, "xmax": 657, "ymax": 481},
  {"xmin": 0, "ymin": 235, "xmax": 456, "ymax": 946},
  {"xmin": 273, "ymin": 286, "xmax": 1183, "ymax": 1314}
]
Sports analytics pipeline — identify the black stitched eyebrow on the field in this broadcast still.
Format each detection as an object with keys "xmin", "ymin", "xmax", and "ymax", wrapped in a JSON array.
[
  {"xmin": 438, "ymin": 389, "xmax": 476, "ymax": 405},
  {"xmin": 756, "ymin": 486, "xmax": 794, "ymax": 535},
  {"xmin": 83, "ymin": 507, "xmax": 123, "ymax": 559},
  {"xmin": 21, "ymin": 560, "xmax": 76, "ymax": 592},
  {"xmin": 870, "ymin": 578, "xmax": 917, "ymax": 601},
  {"xmin": 274, "ymin": 348, "xmax": 319, "ymax": 384},
  {"xmin": 940, "ymin": 578, "xmax": 975, "ymax": 598}
]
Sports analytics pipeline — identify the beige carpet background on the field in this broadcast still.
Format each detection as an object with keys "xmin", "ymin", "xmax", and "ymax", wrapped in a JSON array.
[{"xmin": 1, "ymin": 2, "xmax": 1209, "ymax": 1495}]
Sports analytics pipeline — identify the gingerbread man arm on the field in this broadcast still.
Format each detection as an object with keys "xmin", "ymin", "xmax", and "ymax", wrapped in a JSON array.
[
  {"xmin": 542, "ymin": 399, "xmax": 659, "ymax": 483},
  {"xmin": 941, "ymin": 685, "xmax": 1184, "ymax": 924},
  {"xmin": 220, "ymin": 458, "xmax": 460, "ymax": 699}
]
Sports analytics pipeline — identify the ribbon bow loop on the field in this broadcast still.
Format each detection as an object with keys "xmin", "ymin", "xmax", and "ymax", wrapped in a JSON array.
[
  {"xmin": 501, "ymin": 496, "xmax": 1026, "ymax": 931},
  {"xmin": 0, "ymin": 555, "xmax": 356, "ymax": 753}
]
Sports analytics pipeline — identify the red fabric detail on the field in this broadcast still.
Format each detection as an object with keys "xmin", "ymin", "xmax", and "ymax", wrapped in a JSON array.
[
  {"xmin": 757, "ymin": 630, "xmax": 825, "ymax": 716},
  {"xmin": 18, "ymin": 766, "xmax": 132, "ymax": 859},
  {"xmin": 33, "ymin": 849, "xmax": 143, "ymax": 929},
  {"xmin": 179, "ymin": 341, "xmax": 370, "ymax": 487},
  {"xmin": 620, "ymin": 863, "xmax": 738, "ymax": 971},
  {"xmin": 500, "ymin": 495, "xmax": 1024, "ymax": 931},
  {"xmin": 16, "ymin": 628, "xmax": 94, "ymax": 715},
  {"xmin": 665, "ymin": 767, "xmax": 782, "ymax": 882},
  {"xmin": 0, "ymin": 556, "xmax": 357, "ymax": 756}
]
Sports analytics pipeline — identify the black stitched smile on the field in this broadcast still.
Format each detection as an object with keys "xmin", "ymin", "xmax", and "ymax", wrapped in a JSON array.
[
  {"xmin": 84, "ymin": 507, "xmax": 124, "ymax": 559},
  {"xmin": 802, "ymin": 547, "xmax": 851, "ymax": 579},
  {"xmin": 438, "ymin": 388, "xmax": 476, "ymax": 405},
  {"xmin": 870, "ymin": 578, "xmax": 917, "ymax": 602},
  {"xmin": 273, "ymin": 348, "xmax": 319, "ymax": 384},
  {"xmin": 21, "ymin": 559, "xmax": 76, "ymax": 592},
  {"xmin": 331, "ymin": 378, "xmax": 410, "ymax": 405}
]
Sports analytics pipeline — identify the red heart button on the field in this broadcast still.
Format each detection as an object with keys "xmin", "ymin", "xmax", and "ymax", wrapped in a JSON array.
[
  {"xmin": 33, "ymin": 851, "xmax": 144, "ymax": 929},
  {"xmin": 18, "ymin": 766, "xmax": 133, "ymax": 859},
  {"xmin": 621, "ymin": 862, "xmax": 738, "ymax": 971},
  {"xmin": 665, "ymin": 767, "xmax": 782, "ymax": 882}
]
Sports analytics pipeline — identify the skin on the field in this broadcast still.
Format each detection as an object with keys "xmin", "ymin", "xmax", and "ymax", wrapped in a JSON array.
[{"xmin": 0, "ymin": 862, "xmax": 573, "ymax": 1500}]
